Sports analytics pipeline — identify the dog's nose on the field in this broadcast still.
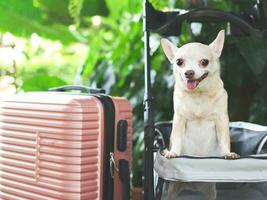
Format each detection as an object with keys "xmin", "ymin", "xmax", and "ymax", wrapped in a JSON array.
[{"xmin": 185, "ymin": 70, "xmax": 195, "ymax": 79}]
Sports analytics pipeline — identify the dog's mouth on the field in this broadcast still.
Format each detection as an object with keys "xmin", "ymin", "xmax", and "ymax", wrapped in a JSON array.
[{"xmin": 186, "ymin": 72, "xmax": 209, "ymax": 90}]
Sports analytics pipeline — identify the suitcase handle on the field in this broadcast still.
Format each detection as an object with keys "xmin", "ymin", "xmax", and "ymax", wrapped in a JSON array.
[{"xmin": 49, "ymin": 85, "xmax": 105, "ymax": 94}]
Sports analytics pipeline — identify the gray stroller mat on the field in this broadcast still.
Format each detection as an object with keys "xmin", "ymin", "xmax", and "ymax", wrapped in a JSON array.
[{"xmin": 154, "ymin": 122, "xmax": 267, "ymax": 200}]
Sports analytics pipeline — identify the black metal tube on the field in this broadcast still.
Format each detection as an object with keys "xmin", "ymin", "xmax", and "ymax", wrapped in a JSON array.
[
  {"xmin": 143, "ymin": 0, "xmax": 155, "ymax": 200},
  {"xmin": 152, "ymin": 8, "xmax": 263, "ymax": 37}
]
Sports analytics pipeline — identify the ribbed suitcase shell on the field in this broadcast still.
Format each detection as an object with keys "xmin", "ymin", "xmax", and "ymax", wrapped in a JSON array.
[{"xmin": 0, "ymin": 92, "xmax": 132, "ymax": 200}]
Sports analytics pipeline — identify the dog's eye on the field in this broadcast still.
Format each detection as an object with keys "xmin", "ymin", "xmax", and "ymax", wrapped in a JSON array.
[
  {"xmin": 200, "ymin": 59, "xmax": 209, "ymax": 67},
  {"xmin": 176, "ymin": 58, "xmax": 184, "ymax": 66}
]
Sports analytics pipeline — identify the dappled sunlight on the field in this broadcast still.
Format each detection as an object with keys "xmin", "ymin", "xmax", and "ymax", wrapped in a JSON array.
[
  {"xmin": 0, "ymin": 32, "xmax": 88, "ymax": 93},
  {"xmin": 0, "ymin": 75, "xmax": 16, "ymax": 94}
]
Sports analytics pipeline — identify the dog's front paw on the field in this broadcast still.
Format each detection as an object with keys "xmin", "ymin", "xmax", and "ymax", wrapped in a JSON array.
[
  {"xmin": 162, "ymin": 149, "xmax": 179, "ymax": 159},
  {"xmin": 224, "ymin": 152, "xmax": 240, "ymax": 159}
]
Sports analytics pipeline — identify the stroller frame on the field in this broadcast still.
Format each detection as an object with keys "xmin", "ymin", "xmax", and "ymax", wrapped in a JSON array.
[{"xmin": 142, "ymin": 0, "xmax": 267, "ymax": 199}]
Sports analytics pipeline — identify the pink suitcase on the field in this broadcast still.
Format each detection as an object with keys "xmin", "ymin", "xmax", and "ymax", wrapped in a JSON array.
[{"xmin": 0, "ymin": 85, "xmax": 132, "ymax": 200}]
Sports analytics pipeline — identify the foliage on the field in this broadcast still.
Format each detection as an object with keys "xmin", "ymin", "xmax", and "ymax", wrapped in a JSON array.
[
  {"xmin": 68, "ymin": 0, "xmax": 85, "ymax": 26},
  {"xmin": 0, "ymin": 0, "xmax": 77, "ymax": 44},
  {"xmin": 0, "ymin": 32, "xmax": 88, "ymax": 93}
]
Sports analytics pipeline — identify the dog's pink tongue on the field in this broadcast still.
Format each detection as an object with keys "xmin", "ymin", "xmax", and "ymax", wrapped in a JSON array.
[{"xmin": 187, "ymin": 80, "xmax": 198, "ymax": 90}]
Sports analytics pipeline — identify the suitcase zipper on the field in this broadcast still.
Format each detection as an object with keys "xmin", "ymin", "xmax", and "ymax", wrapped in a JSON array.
[
  {"xmin": 95, "ymin": 95, "xmax": 115, "ymax": 200},
  {"xmin": 110, "ymin": 152, "xmax": 118, "ymax": 178}
]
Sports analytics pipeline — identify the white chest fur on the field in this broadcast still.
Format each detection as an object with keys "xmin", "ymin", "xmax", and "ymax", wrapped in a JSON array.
[
  {"xmin": 173, "ymin": 87, "xmax": 227, "ymax": 156},
  {"xmin": 182, "ymin": 119, "xmax": 220, "ymax": 156}
]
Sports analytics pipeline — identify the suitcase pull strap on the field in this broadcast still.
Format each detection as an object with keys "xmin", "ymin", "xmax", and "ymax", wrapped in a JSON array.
[
  {"xmin": 49, "ymin": 85, "xmax": 105, "ymax": 94},
  {"xmin": 110, "ymin": 152, "xmax": 119, "ymax": 178},
  {"xmin": 119, "ymin": 159, "xmax": 130, "ymax": 200}
]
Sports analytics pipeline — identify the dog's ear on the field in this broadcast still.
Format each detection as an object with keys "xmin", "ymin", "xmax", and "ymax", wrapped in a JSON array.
[
  {"xmin": 161, "ymin": 38, "xmax": 178, "ymax": 63},
  {"xmin": 209, "ymin": 30, "xmax": 225, "ymax": 58}
]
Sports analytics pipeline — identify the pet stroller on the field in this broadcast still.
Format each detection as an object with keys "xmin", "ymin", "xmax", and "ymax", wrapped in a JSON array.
[{"xmin": 142, "ymin": 0, "xmax": 267, "ymax": 199}]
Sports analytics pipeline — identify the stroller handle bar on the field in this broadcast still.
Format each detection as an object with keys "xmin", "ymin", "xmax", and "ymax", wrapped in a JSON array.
[
  {"xmin": 145, "ymin": 0, "xmax": 267, "ymax": 37},
  {"xmin": 153, "ymin": 9, "xmax": 265, "ymax": 37}
]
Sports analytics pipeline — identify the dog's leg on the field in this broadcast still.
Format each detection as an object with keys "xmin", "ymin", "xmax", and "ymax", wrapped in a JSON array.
[
  {"xmin": 196, "ymin": 183, "xmax": 217, "ymax": 200},
  {"xmin": 169, "ymin": 182, "xmax": 217, "ymax": 200},
  {"xmin": 167, "ymin": 182, "xmax": 183, "ymax": 200},
  {"xmin": 215, "ymin": 114, "xmax": 239, "ymax": 159},
  {"xmin": 163, "ymin": 114, "xmax": 186, "ymax": 158}
]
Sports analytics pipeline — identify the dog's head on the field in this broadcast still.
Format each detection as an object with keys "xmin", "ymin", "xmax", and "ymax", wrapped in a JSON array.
[{"xmin": 161, "ymin": 30, "xmax": 225, "ymax": 92}]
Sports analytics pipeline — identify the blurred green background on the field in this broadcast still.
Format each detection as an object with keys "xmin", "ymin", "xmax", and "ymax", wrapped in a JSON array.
[{"xmin": 0, "ymin": 0, "xmax": 267, "ymax": 187}]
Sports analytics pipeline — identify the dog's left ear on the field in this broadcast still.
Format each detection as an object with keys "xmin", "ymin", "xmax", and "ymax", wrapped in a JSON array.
[{"xmin": 209, "ymin": 30, "xmax": 225, "ymax": 58}]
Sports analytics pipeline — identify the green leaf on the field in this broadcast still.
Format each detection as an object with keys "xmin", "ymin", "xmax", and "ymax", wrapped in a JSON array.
[
  {"xmin": 34, "ymin": 0, "xmax": 108, "ymax": 26},
  {"xmin": 106, "ymin": 0, "xmax": 142, "ymax": 18},
  {"xmin": 232, "ymin": 36, "xmax": 267, "ymax": 75},
  {"xmin": 0, "ymin": 0, "xmax": 77, "ymax": 43},
  {"xmin": 21, "ymin": 70, "xmax": 67, "ymax": 91},
  {"xmin": 33, "ymin": 0, "xmax": 72, "ymax": 25},
  {"xmin": 105, "ymin": 0, "xmax": 129, "ymax": 16},
  {"xmin": 68, "ymin": 0, "xmax": 84, "ymax": 26},
  {"xmin": 80, "ymin": 0, "xmax": 108, "ymax": 17}
]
